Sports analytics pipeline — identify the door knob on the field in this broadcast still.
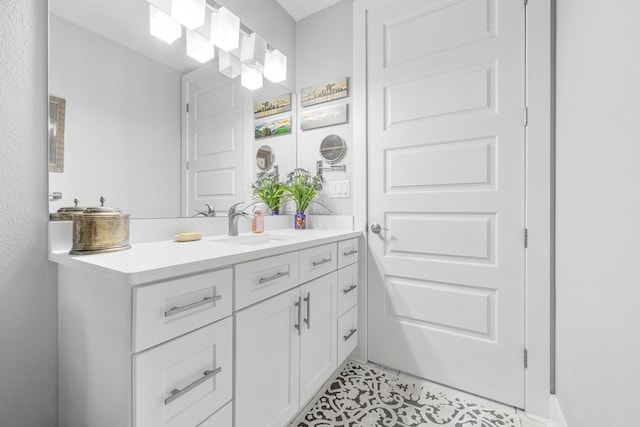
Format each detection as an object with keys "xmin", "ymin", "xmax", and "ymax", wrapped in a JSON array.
[{"xmin": 370, "ymin": 223, "xmax": 382, "ymax": 234}]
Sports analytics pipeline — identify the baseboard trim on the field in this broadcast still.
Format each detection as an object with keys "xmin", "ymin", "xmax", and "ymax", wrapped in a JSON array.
[{"xmin": 550, "ymin": 395, "xmax": 569, "ymax": 427}]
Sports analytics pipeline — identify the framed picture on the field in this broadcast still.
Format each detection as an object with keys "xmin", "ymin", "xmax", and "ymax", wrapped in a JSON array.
[
  {"xmin": 301, "ymin": 76, "xmax": 348, "ymax": 107},
  {"xmin": 255, "ymin": 116, "xmax": 292, "ymax": 139},
  {"xmin": 300, "ymin": 104, "xmax": 348, "ymax": 131},
  {"xmin": 48, "ymin": 95, "xmax": 66, "ymax": 173},
  {"xmin": 254, "ymin": 92, "xmax": 292, "ymax": 119}
]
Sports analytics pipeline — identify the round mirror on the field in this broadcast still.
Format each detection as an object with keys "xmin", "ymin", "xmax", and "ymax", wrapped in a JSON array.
[
  {"xmin": 256, "ymin": 145, "xmax": 275, "ymax": 170},
  {"xmin": 319, "ymin": 135, "xmax": 347, "ymax": 164}
]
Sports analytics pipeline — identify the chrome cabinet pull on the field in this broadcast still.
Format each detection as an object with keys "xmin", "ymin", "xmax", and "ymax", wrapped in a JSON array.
[
  {"xmin": 164, "ymin": 294, "xmax": 222, "ymax": 317},
  {"xmin": 164, "ymin": 367, "xmax": 222, "ymax": 405},
  {"xmin": 343, "ymin": 249, "xmax": 358, "ymax": 256},
  {"xmin": 343, "ymin": 328, "xmax": 357, "ymax": 341},
  {"xmin": 259, "ymin": 271, "xmax": 289, "ymax": 284},
  {"xmin": 303, "ymin": 292, "xmax": 311, "ymax": 329},
  {"xmin": 294, "ymin": 296, "xmax": 302, "ymax": 335},
  {"xmin": 343, "ymin": 284, "xmax": 357, "ymax": 294},
  {"xmin": 312, "ymin": 258, "xmax": 332, "ymax": 267}
]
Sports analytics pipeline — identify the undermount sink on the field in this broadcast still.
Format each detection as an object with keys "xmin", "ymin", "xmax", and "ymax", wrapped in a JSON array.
[{"xmin": 209, "ymin": 234, "xmax": 297, "ymax": 246}]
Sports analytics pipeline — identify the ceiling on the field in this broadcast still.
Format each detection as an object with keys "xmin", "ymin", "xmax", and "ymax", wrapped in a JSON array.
[{"xmin": 275, "ymin": 0, "xmax": 343, "ymax": 21}]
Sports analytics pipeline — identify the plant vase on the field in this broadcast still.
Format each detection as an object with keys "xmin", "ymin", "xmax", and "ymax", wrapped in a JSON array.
[{"xmin": 294, "ymin": 210, "xmax": 306, "ymax": 229}]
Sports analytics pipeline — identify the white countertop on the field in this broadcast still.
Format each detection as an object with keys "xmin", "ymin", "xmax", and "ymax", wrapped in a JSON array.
[{"xmin": 50, "ymin": 229, "xmax": 361, "ymax": 285}]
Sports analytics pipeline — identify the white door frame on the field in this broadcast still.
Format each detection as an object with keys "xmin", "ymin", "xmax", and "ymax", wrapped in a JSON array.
[{"xmin": 352, "ymin": 0, "xmax": 553, "ymax": 418}]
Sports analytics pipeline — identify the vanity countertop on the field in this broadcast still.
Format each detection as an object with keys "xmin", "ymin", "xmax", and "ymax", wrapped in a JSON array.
[{"xmin": 50, "ymin": 229, "xmax": 361, "ymax": 285}]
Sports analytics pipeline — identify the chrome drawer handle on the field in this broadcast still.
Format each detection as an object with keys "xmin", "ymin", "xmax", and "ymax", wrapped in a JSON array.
[
  {"xmin": 164, "ymin": 294, "xmax": 222, "ymax": 317},
  {"xmin": 312, "ymin": 258, "xmax": 332, "ymax": 267},
  {"xmin": 259, "ymin": 271, "xmax": 289, "ymax": 284},
  {"xmin": 343, "ymin": 284, "xmax": 357, "ymax": 294},
  {"xmin": 164, "ymin": 367, "xmax": 222, "ymax": 405},
  {"xmin": 343, "ymin": 328, "xmax": 358, "ymax": 341},
  {"xmin": 343, "ymin": 249, "xmax": 358, "ymax": 256}
]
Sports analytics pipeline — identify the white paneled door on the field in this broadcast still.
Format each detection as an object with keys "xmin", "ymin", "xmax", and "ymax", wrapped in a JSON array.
[
  {"xmin": 183, "ymin": 66, "xmax": 244, "ymax": 216},
  {"xmin": 367, "ymin": 0, "xmax": 526, "ymax": 407}
]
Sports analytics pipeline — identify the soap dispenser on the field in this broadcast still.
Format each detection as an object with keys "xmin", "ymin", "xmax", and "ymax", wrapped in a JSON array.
[{"xmin": 252, "ymin": 209, "xmax": 264, "ymax": 233}]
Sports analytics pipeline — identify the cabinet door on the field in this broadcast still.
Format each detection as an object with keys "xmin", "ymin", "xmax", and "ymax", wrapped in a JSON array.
[
  {"xmin": 299, "ymin": 272, "xmax": 338, "ymax": 405},
  {"xmin": 133, "ymin": 317, "xmax": 232, "ymax": 427},
  {"xmin": 235, "ymin": 288, "xmax": 300, "ymax": 427}
]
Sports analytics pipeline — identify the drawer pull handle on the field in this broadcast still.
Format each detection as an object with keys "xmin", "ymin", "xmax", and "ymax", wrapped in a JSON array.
[
  {"xmin": 294, "ymin": 297, "xmax": 302, "ymax": 336},
  {"xmin": 343, "ymin": 328, "xmax": 358, "ymax": 342},
  {"xmin": 259, "ymin": 271, "xmax": 289, "ymax": 284},
  {"xmin": 343, "ymin": 249, "xmax": 358, "ymax": 256},
  {"xmin": 164, "ymin": 366, "xmax": 222, "ymax": 405},
  {"xmin": 304, "ymin": 292, "xmax": 311, "ymax": 329},
  {"xmin": 164, "ymin": 294, "xmax": 222, "ymax": 317},
  {"xmin": 343, "ymin": 284, "xmax": 357, "ymax": 294},
  {"xmin": 312, "ymin": 258, "xmax": 332, "ymax": 267}
]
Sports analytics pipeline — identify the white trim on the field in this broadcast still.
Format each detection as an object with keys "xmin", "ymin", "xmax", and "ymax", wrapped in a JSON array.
[
  {"xmin": 549, "ymin": 395, "xmax": 569, "ymax": 427},
  {"xmin": 352, "ymin": 0, "xmax": 553, "ymax": 417}
]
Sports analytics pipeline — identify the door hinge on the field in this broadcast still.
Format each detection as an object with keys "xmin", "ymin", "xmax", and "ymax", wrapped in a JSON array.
[
  {"xmin": 524, "ymin": 228, "xmax": 528, "ymax": 248},
  {"xmin": 186, "ymin": 103, "xmax": 190, "ymax": 113},
  {"xmin": 524, "ymin": 348, "xmax": 528, "ymax": 368},
  {"xmin": 524, "ymin": 107, "xmax": 528, "ymax": 126},
  {"xmin": 186, "ymin": 161, "xmax": 190, "ymax": 170}
]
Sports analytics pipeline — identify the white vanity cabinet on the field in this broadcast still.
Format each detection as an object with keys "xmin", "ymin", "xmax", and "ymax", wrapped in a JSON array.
[{"xmin": 58, "ymin": 266, "xmax": 234, "ymax": 427}]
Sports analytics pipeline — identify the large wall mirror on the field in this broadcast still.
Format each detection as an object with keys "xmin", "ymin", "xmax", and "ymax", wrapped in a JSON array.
[{"xmin": 48, "ymin": 0, "xmax": 297, "ymax": 219}]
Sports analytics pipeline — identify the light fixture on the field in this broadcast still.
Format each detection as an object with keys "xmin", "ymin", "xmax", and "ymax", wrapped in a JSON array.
[
  {"xmin": 241, "ymin": 63, "xmax": 263, "ymax": 90},
  {"xmin": 171, "ymin": 0, "xmax": 206, "ymax": 30},
  {"xmin": 219, "ymin": 50, "xmax": 241, "ymax": 78},
  {"xmin": 264, "ymin": 49, "xmax": 287, "ymax": 83},
  {"xmin": 186, "ymin": 29, "xmax": 215, "ymax": 63},
  {"xmin": 149, "ymin": 4, "xmax": 182, "ymax": 44},
  {"xmin": 210, "ymin": 7, "xmax": 240, "ymax": 51},
  {"xmin": 240, "ymin": 33, "xmax": 266, "ymax": 72}
]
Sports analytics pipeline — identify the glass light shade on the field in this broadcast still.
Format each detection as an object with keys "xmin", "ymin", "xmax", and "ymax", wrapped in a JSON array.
[
  {"xmin": 149, "ymin": 4, "xmax": 181, "ymax": 44},
  {"xmin": 240, "ymin": 33, "xmax": 266, "ymax": 72},
  {"xmin": 186, "ymin": 29, "xmax": 215, "ymax": 63},
  {"xmin": 264, "ymin": 49, "xmax": 287, "ymax": 83},
  {"xmin": 210, "ymin": 7, "xmax": 240, "ymax": 51},
  {"xmin": 171, "ymin": 0, "xmax": 205, "ymax": 30},
  {"xmin": 219, "ymin": 50, "xmax": 241, "ymax": 78},
  {"xmin": 241, "ymin": 63, "xmax": 263, "ymax": 91}
]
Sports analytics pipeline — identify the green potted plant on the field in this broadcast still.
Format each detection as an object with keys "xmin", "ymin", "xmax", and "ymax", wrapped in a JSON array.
[
  {"xmin": 251, "ymin": 172, "xmax": 287, "ymax": 214},
  {"xmin": 285, "ymin": 168, "xmax": 326, "ymax": 229}
]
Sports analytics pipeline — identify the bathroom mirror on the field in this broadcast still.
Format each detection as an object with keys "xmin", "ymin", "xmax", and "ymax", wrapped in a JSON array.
[
  {"xmin": 256, "ymin": 145, "xmax": 275, "ymax": 170},
  {"xmin": 48, "ymin": 0, "xmax": 296, "ymax": 219},
  {"xmin": 319, "ymin": 134, "xmax": 347, "ymax": 164}
]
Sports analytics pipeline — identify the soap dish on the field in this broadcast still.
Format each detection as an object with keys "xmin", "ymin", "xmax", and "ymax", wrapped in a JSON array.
[{"xmin": 174, "ymin": 233, "xmax": 201, "ymax": 242}]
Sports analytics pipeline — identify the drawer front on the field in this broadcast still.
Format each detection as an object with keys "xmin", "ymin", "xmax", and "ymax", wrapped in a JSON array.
[
  {"xmin": 133, "ymin": 269, "xmax": 232, "ymax": 352},
  {"xmin": 337, "ymin": 263, "xmax": 358, "ymax": 317},
  {"xmin": 197, "ymin": 401, "xmax": 232, "ymax": 426},
  {"xmin": 235, "ymin": 252, "xmax": 299, "ymax": 310},
  {"xmin": 338, "ymin": 306, "xmax": 358, "ymax": 364},
  {"xmin": 134, "ymin": 317, "xmax": 233, "ymax": 427},
  {"xmin": 299, "ymin": 243, "xmax": 337, "ymax": 284},
  {"xmin": 338, "ymin": 238, "xmax": 359, "ymax": 269}
]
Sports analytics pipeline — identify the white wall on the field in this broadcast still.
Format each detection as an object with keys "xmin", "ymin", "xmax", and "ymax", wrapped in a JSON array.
[
  {"xmin": 556, "ymin": 1, "xmax": 640, "ymax": 425},
  {"xmin": 296, "ymin": 0, "xmax": 353, "ymax": 215},
  {"xmin": 49, "ymin": 15, "xmax": 182, "ymax": 218},
  {"xmin": 0, "ymin": 0, "xmax": 58, "ymax": 425}
]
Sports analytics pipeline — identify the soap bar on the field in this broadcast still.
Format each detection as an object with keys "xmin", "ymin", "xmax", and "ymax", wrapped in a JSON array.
[{"xmin": 174, "ymin": 233, "xmax": 201, "ymax": 242}]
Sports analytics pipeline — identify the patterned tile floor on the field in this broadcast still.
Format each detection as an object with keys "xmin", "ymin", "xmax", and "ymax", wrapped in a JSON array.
[{"xmin": 292, "ymin": 360, "xmax": 550, "ymax": 427}]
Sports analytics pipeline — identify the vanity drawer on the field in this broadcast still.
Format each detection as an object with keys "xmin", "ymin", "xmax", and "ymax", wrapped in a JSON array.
[
  {"xmin": 337, "ymin": 263, "xmax": 358, "ymax": 317},
  {"xmin": 338, "ymin": 306, "xmax": 358, "ymax": 364},
  {"xmin": 133, "ymin": 268, "xmax": 232, "ymax": 352},
  {"xmin": 198, "ymin": 401, "xmax": 232, "ymax": 426},
  {"xmin": 133, "ymin": 317, "xmax": 233, "ymax": 427},
  {"xmin": 338, "ymin": 238, "xmax": 359, "ymax": 269},
  {"xmin": 235, "ymin": 252, "xmax": 299, "ymax": 310},
  {"xmin": 299, "ymin": 243, "xmax": 337, "ymax": 284}
]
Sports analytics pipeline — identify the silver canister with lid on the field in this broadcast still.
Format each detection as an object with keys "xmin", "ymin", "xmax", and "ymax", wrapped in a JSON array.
[
  {"xmin": 50, "ymin": 198, "xmax": 85, "ymax": 221},
  {"xmin": 70, "ymin": 196, "xmax": 131, "ymax": 255}
]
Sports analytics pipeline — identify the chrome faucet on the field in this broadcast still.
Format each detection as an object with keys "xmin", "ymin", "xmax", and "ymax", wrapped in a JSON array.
[
  {"xmin": 228, "ymin": 202, "xmax": 251, "ymax": 236},
  {"xmin": 193, "ymin": 203, "xmax": 216, "ymax": 217}
]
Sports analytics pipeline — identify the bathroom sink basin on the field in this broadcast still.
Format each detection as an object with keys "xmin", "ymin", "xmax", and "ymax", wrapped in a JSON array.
[{"xmin": 208, "ymin": 234, "xmax": 297, "ymax": 246}]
